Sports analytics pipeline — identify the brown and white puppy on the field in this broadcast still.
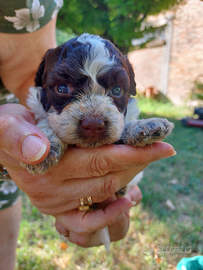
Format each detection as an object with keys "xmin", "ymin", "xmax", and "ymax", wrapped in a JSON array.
[
  {"xmin": 23, "ymin": 33, "xmax": 174, "ymax": 250},
  {"xmin": 25, "ymin": 33, "xmax": 173, "ymax": 174}
]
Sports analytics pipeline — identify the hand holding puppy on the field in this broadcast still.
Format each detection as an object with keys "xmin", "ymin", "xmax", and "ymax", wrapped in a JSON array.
[
  {"xmin": 0, "ymin": 103, "xmax": 175, "ymax": 215},
  {"xmin": 0, "ymin": 102, "xmax": 175, "ymax": 248}
]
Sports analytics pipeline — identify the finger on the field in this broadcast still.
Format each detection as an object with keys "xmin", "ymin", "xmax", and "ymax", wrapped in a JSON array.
[
  {"xmin": 68, "ymin": 231, "xmax": 101, "ymax": 248},
  {"xmin": 0, "ymin": 105, "xmax": 50, "ymax": 164},
  {"xmin": 21, "ymin": 165, "xmax": 145, "ymax": 215},
  {"xmin": 63, "ymin": 211, "xmax": 130, "ymax": 248},
  {"xmin": 108, "ymin": 211, "xmax": 130, "ymax": 242},
  {"xmin": 0, "ymin": 103, "xmax": 36, "ymax": 124},
  {"xmin": 125, "ymin": 185, "xmax": 143, "ymax": 205},
  {"xmin": 60, "ymin": 165, "xmax": 145, "ymax": 200},
  {"xmin": 56, "ymin": 142, "xmax": 176, "ymax": 179},
  {"xmin": 55, "ymin": 222, "xmax": 70, "ymax": 237},
  {"xmin": 54, "ymin": 197, "xmax": 133, "ymax": 234},
  {"xmin": 55, "ymin": 219, "xmax": 101, "ymax": 247},
  {"xmin": 55, "ymin": 199, "xmax": 131, "ymax": 248},
  {"xmin": 27, "ymin": 142, "xmax": 175, "ymax": 212}
]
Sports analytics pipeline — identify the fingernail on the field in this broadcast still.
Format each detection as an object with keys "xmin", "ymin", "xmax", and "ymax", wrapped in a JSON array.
[
  {"xmin": 21, "ymin": 135, "xmax": 47, "ymax": 161},
  {"xmin": 164, "ymin": 149, "xmax": 177, "ymax": 158},
  {"xmin": 172, "ymin": 150, "xmax": 177, "ymax": 156},
  {"xmin": 158, "ymin": 143, "xmax": 177, "ymax": 158}
]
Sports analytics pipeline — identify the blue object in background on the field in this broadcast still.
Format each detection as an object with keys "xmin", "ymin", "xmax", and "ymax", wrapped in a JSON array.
[{"xmin": 177, "ymin": 256, "xmax": 203, "ymax": 270}]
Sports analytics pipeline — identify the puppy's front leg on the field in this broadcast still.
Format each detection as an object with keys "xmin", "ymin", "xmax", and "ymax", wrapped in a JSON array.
[
  {"xmin": 21, "ymin": 119, "xmax": 67, "ymax": 175},
  {"xmin": 121, "ymin": 118, "xmax": 174, "ymax": 147}
]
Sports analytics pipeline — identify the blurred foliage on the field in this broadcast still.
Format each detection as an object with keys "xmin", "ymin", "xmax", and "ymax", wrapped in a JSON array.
[
  {"xmin": 191, "ymin": 80, "xmax": 203, "ymax": 100},
  {"xmin": 194, "ymin": 81, "xmax": 203, "ymax": 91},
  {"xmin": 57, "ymin": 0, "xmax": 184, "ymax": 53},
  {"xmin": 56, "ymin": 28, "xmax": 77, "ymax": 46}
]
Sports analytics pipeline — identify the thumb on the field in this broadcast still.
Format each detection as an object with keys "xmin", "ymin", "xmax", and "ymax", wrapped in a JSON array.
[{"xmin": 0, "ymin": 114, "xmax": 50, "ymax": 164}]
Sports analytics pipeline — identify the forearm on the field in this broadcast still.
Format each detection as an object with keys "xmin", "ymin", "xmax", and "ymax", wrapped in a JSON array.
[{"xmin": 0, "ymin": 17, "xmax": 57, "ymax": 105}]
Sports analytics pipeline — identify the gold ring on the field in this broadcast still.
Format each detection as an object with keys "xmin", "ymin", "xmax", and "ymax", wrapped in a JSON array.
[
  {"xmin": 79, "ymin": 198, "xmax": 90, "ymax": 211},
  {"xmin": 87, "ymin": 196, "xmax": 93, "ymax": 205}
]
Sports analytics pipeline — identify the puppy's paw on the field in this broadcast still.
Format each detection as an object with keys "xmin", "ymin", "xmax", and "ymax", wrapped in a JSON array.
[
  {"xmin": 22, "ymin": 158, "xmax": 56, "ymax": 175},
  {"xmin": 122, "ymin": 118, "xmax": 174, "ymax": 147},
  {"xmin": 22, "ymin": 142, "xmax": 66, "ymax": 175},
  {"xmin": 21, "ymin": 119, "xmax": 67, "ymax": 175}
]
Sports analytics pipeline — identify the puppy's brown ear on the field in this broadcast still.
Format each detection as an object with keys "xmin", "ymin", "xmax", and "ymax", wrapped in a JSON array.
[
  {"xmin": 35, "ymin": 49, "xmax": 53, "ymax": 87},
  {"xmin": 125, "ymin": 57, "xmax": 136, "ymax": 96}
]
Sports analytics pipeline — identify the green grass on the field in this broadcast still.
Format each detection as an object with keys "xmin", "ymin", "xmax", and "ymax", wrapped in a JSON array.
[
  {"xmin": 16, "ymin": 98, "xmax": 203, "ymax": 270},
  {"xmin": 137, "ymin": 96, "xmax": 189, "ymax": 118}
]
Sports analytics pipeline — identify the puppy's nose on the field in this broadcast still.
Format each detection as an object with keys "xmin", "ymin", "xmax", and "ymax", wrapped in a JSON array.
[{"xmin": 81, "ymin": 118, "xmax": 105, "ymax": 136}]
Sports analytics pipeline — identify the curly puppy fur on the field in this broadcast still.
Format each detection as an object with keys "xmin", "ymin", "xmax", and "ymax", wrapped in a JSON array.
[{"xmin": 22, "ymin": 33, "xmax": 174, "ymax": 251}]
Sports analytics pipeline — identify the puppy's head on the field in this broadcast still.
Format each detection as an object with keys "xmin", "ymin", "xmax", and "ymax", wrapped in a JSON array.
[{"xmin": 32, "ymin": 34, "xmax": 136, "ymax": 148}]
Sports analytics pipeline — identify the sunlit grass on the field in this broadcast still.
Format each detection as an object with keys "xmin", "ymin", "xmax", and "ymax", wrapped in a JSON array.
[{"xmin": 137, "ymin": 95, "xmax": 189, "ymax": 118}]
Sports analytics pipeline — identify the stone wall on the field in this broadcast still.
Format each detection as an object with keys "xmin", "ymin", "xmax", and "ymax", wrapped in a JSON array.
[
  {"xmin": 128, "ymin": 46, "xmax": 165, "ymax": 95},
  {"xmin": 168, "ymin": 0, "xmax": 203, "ymax": 105},
  {"xmin": 128, "ymin": 0, "xmax": 203, "ymax": 105}
]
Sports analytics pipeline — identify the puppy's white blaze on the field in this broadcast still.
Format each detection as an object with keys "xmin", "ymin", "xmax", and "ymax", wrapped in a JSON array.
[
  {"xmin": 124, "ymin": 98, "xmax": 140, "ymax": 124},
  {"xmin": 77, "ymin": 34, "xmax": 115, "ymax": 84},
  {"xmin": 27, "ymin": 87, "xmax": 47, "ymax": 121}
]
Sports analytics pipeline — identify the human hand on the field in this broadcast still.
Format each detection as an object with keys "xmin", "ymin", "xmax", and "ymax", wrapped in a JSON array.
[
  {"xmin": 0, "ymin": 103, "xmax": 176, "ymax": 216},
  {"xmin": 55, "ymin": 185, "xmax": 142, "ymax": 247}
]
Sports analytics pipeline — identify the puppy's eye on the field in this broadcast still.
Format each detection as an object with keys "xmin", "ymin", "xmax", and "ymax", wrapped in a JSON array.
[
  {"xmin": 110, "ymin": 86, "xmax": 123, "ymax": 97},
  {"xmin": 57, "ymin": 84, "xmax": 70, "ymax": 94}
]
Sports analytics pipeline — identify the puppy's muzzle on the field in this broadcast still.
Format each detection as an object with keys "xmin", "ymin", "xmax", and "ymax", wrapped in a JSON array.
[{"xmin": 81, "ymin": 117, "xmax": 105, "ymax": 138}]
